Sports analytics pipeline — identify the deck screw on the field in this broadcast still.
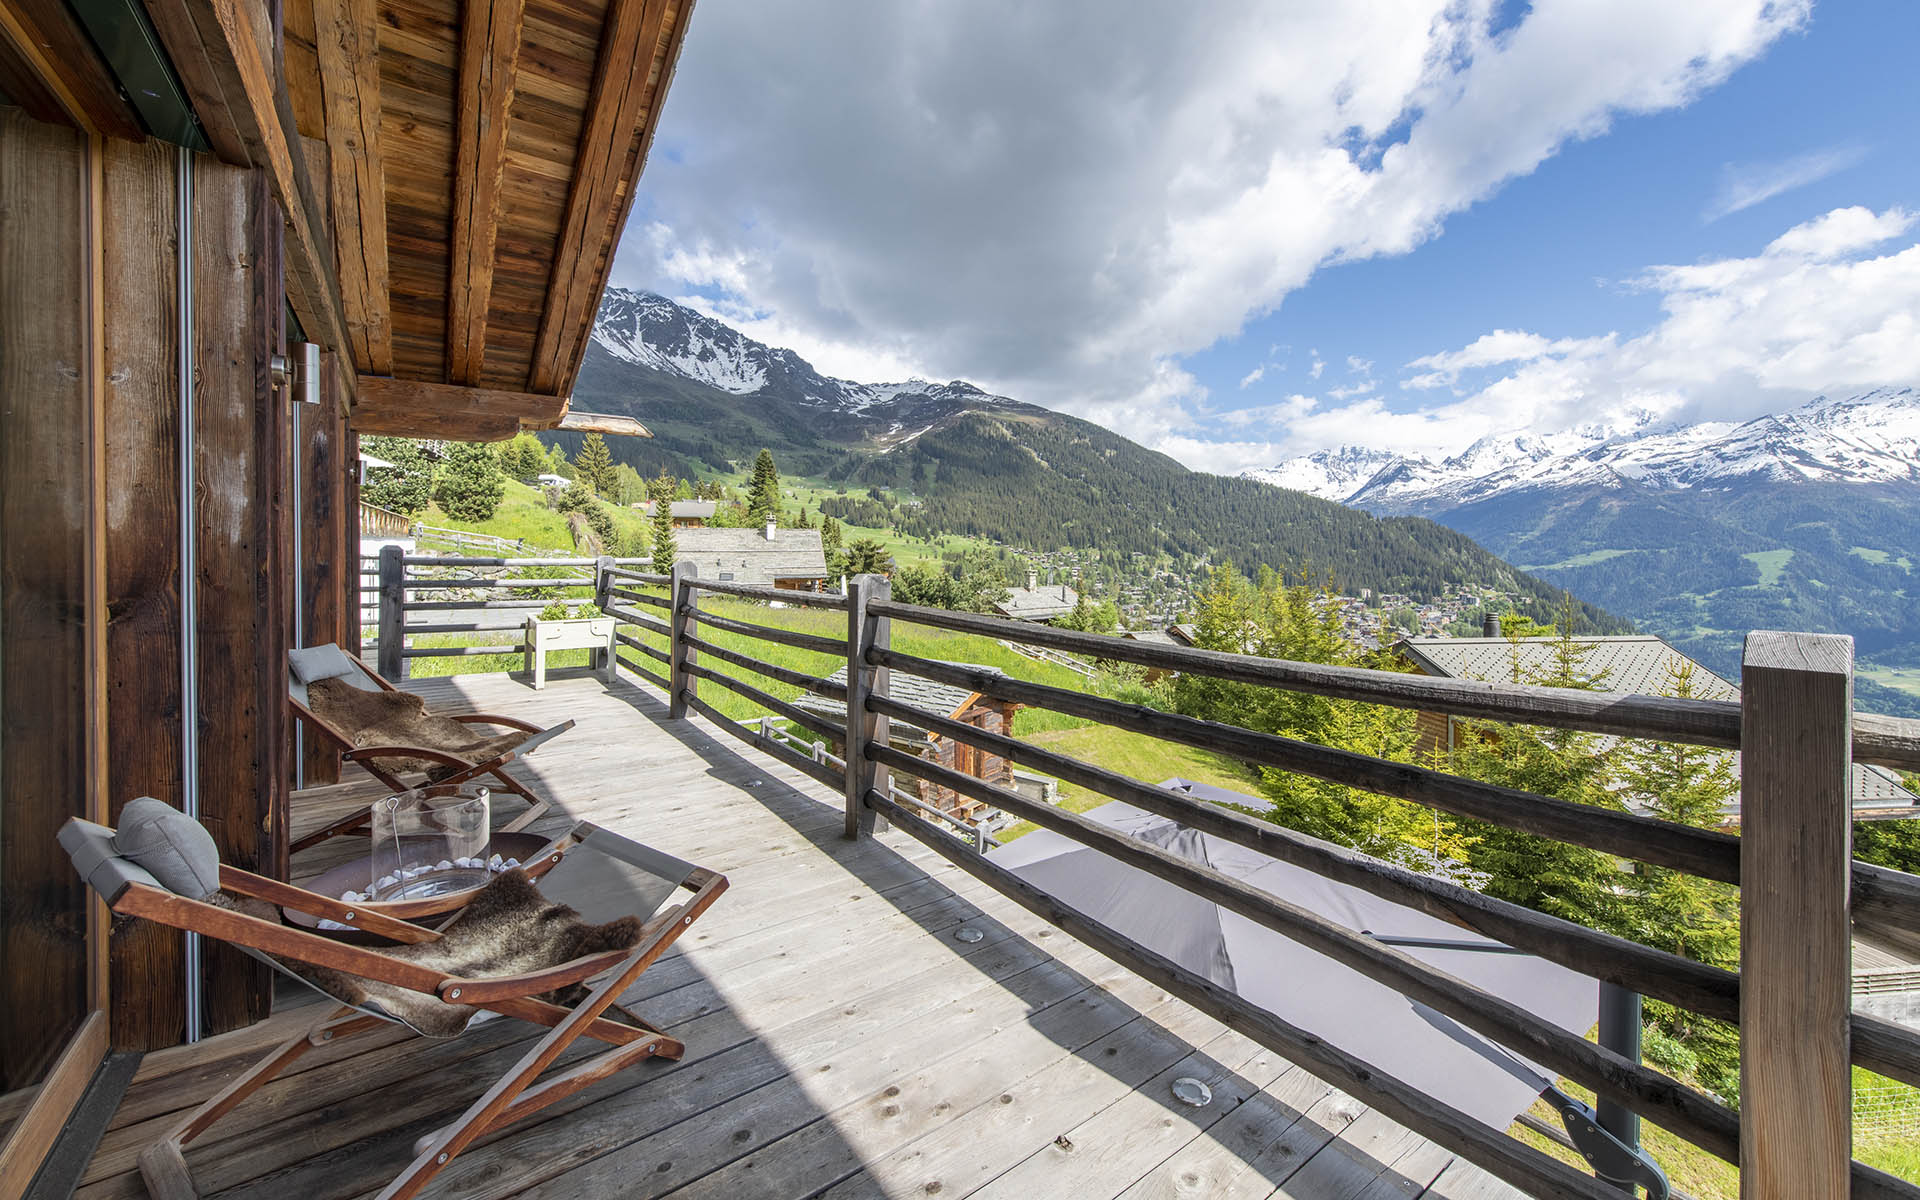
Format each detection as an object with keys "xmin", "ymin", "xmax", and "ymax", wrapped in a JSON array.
[
  {"xmin": 436, "ymin": 1153, "xmax": 448, "ymax": 1164},
  {"xmin": 344, "ymin": 911, "xmax": 355, "ymax": 920},
  {"xmin": 954, "ymin": 927, "xmax": 984, "ymax": 944},
  {"xmin": 318, "ymin": 1030, "xmax": 333, "ymax": 1042},
  {"xmin": 449, "ymin": 988, "xmax": 462, "ymax": 999}
]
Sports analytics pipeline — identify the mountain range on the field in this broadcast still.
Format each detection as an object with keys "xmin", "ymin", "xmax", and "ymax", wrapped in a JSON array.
[
  {"xmin": 1248, "ymin": 389, "xmax": 1920, "ymax": 715},
  {"xmin": 556, "ymin": 289, "xmax": 1624, "ymax": 628}
]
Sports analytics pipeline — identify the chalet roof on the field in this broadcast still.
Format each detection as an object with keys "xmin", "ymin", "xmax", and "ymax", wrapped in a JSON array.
[
  {"xmin": 674, "ymin": 528, "xmax": 829, "ymax": 587},
  {"xmin": 137, "ymin": 0, "xmax": 697, "ymax": 441},
  {"xmin": 794, "ymin": 661, "xmax": 1004, "ymax": 742},
  {"xmin": 993, "ymin": 584, "xmax": 1080, "ymax": 621},
  {"xmin": 638, "ymin": 500, "xmax": 719, "ymax": 519},
  {"xmin": 1395, "ymin": 634, "xmax": 1916, "ymax": 816},
  {"xmin": 1122, "ymin": 629, "xmax": 1179, "ymax": 645}
]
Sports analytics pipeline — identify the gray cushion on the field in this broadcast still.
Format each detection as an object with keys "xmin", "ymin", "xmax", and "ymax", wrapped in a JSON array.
[
  {"xmin": 111, "ymin": 797, "xmax": 222, "ymax": 899},
  {"xmin": 289, "ymin": 643, "xmax": 358, "ymax": 685},
  {"xmin": 59, "ymin": 818, "xmax": 163, "ymax": 902}
]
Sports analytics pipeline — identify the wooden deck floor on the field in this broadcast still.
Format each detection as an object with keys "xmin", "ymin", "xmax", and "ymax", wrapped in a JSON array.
[{"xmin": 76, "ymin": 667, "xmax": 1526, "ymax": 1200}]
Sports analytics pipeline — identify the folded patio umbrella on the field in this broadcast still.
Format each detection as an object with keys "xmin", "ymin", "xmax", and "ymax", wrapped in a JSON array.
[{"xmin": 985, "ymin": 785, "xmax": 1597, "ymax": 1133}]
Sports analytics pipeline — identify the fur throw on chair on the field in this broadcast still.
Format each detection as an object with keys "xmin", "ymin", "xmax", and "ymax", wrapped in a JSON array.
[
  {"xmin": 307, "ymin": 677, "xmax": 528, "ymax": 779},
  {"xmin": 250, "ymin": 869, "xmax": 644, "ymax": 1036}
]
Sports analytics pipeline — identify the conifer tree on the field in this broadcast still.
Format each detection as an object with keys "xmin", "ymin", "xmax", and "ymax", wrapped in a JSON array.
[
  {"xmin": 575, "ymin": 433, "xmax": 616, "ymax": 495},
  {"xmin": 496, "ymin": 433, "xmax": 547, "ymax": 481},
  {"xmin": 820, "ymin": 515, "xmax": 843, "ymax": 550},
  {"xmin": 841, "ymin": 537, "xmax": 892, "ymax": 576},
  {"xmin": 746, "ymin": 449, "xmax": 780, "ymax": 525},
  {"xmin": 434, "ymin": 441, "xmax": 506, "ymax": 520},
  {"xmin": 360, "ymin": 436, "xmax": 435, "ymax": 516},
  {"xmin": 648, "ymin": 471, "xmax": 677, "ymax": 576}
]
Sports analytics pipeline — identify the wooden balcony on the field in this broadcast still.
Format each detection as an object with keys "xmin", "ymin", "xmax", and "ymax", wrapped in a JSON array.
[{"xmin": 66, "ymin": 669, "xmax": 1525, "ymax": 1199}]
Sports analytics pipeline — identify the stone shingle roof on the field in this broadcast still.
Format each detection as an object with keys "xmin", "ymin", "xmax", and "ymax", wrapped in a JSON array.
[
  {"xmin": 992, "ymin": 584, "xmax": 1079, "ymax": 621},
  {"xmin": 637, "ymin": 500, "xmax": 718, "ymax": 519},
  {"xmin": 673, "ymin": 527, "xmax": 828, "ymax": 587},
  {"xmin": 1396, "ymin": 634, "xmax": 1915, "ymax": 815},
  {"xmin": 793, "ymin": 661, "xmax": 998, "ymax": 741}
]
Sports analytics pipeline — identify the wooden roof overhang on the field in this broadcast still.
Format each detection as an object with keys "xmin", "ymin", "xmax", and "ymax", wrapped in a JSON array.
[{"xmin": 94, "ymin": 0, "xmax": 692, "ymax": 440}]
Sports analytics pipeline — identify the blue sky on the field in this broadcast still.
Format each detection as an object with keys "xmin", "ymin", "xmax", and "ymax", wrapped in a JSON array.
[
  {"xmin": 616, "ymin": 1, "xmax": 1920, "ymax": 473},
  {"xmin": 1188, "ymin": 1, "xmax": 1920, "ymax": 439}
]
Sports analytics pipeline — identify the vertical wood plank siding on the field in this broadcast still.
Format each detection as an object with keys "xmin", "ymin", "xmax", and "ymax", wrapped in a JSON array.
[{"xmin": 0, "ymin": 108, "xmax": 93, "ymax": 1090}]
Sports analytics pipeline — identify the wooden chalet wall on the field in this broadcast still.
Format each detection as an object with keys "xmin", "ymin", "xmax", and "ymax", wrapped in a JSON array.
[{"xmin": 1, "ymin": 103, "xmax": 364, "ymax": 1076}]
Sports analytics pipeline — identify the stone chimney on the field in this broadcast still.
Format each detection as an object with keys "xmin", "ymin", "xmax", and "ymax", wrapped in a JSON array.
[
  {"xmin": 764, "ymin": 516, "xmax": 777, "ymax": 541},
  {"xmin": 1483, "ymin": 612, "xmax": 1500, "ymax": 638},
  {"xmin": 1026, "ymin": 570, "xmax": 1038, "ymax": 591}
]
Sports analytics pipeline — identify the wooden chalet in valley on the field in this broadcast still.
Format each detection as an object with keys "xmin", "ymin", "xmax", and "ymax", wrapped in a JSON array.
[
  {"xmin": 795, "ymin": 664, "xmax": 1022, "ymax": 830},
  {"xmin": 992, "ymin": 570, "xmax": 1079, "ymax": 622},
  {"xmin": 1396, "ymin": 631, "xmax": 1920, "ymax": 823},
  {"xmin": 0, "ymin": 0, "xmax": 691, "ymax": 1181},
  {"xmin": 673, "ymin": 522, "xmax": 831, "ymax": 591}
]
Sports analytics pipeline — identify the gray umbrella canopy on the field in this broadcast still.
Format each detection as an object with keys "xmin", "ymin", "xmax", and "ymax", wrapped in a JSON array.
[{"xmin": 985, "ymin": 789, "xmax": 1596, "ymax": 1131}]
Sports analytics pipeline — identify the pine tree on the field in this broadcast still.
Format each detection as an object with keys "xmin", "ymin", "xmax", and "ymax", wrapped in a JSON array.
[
  {"xmin": 434, "ymin": 441, "xmax": 506, "ymax": 520},
  {"xmin": 648, "ymin": 471, "xmax": 677, "ymax": 576},
  {"xmin": 820, "ymin": 515, "xmax": 843, "ymax": 550},
  {"xmin": 842, "ymin": 537, "xmax": 892, "ymax": 576},
  {"xmin": 360, "ymin": 436, "xmax": 435, "ymax": 516},
  {"xmin": 575, "ymin": 433, "xmax": 616, "ymax": 495},
  {"xmin": 496, "ymin": 433, "xmax": 547, "ymax": 481},
  {"xmin": 746, "ymin": 448, "xmax": 781, "ymax": 525}
]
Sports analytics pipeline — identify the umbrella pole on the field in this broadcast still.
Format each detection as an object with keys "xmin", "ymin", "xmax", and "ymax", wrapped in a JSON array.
[{"xmin": 1596, "ymin": 981, "xmax": 1643, "ymax": 1193}]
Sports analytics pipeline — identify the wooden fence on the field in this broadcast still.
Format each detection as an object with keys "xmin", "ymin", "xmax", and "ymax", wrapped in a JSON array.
[{"xmin": 495, "ymin": 560, "xmax": 1920, "ymax": 1197}]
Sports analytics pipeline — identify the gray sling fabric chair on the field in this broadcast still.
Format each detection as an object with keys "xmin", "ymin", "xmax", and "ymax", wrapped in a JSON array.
[
  {"xmin": 287, "ymin": 643, "xmax": 572, "ymax": 852},
  {"xmin": 61, "ymin": 801, "xmax": 725, "ymax": 1200}
]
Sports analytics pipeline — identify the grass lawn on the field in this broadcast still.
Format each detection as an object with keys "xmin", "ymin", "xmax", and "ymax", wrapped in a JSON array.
[
  {"xmin": 1741, "ymin": 548, "xmax": 1794, "ymax": 588},
  {"xmin": 416, "ymin": 479, "xmax": 651, "ymax": 555},
  {"xmin": 995, "ymin": 724, "xmax": 1258, "ymax": 840}
]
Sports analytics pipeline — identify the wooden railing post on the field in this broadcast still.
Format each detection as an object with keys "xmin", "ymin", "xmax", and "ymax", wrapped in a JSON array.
[
  {"xmin": 377, "ymin": 543, "xmax": 405, "ymax": 680},
  {"xmin": 593, "ymin": 555, "xmax": 614, "ymax": 674},
  {"xmin": 668, "ymin": 560, "xmax": 697, "ymax": 719},
  {"xmin": 844, "ymin": 573, "xmax": 891, "ymax": 840},
  {"xmin": 1739, "ymin": 630, "xmax": 1853, "ymax": 1199}
]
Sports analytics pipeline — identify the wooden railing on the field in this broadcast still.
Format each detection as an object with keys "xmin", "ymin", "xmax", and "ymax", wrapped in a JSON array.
[
  {"xmin": 604, "ymin": 565, "xmax": 1920, "ymax": 1198},
  {"xmin": 357, "ymin": 500, "xmax": 412, "ymax": 539}
]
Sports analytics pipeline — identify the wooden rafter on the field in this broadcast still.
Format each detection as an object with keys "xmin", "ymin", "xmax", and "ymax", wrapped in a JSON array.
[
  {"xmin": 181, "ymin": 0, "xmax": 352, "ymax": 359},
  {"xmin": 352, "ymin": 375, "xmax": 567, "ymax": 441},
  {"xmin": 447, "ymin": 0, "xmax": 527, "ymax": 386},
  {"xmin": 556, "ymin": 411, "xmax": 651, "ymax": 437},
  {"xmin": 140, "ymin": 0, "xmax": 249, "ymax": 163},
  {"xmin": 311, "ymin": 0, "xmax": 391, "ymax": 374},
  {"xmin": 0, "ymin": 0, "xmax": 147, "ymax": 138},
  {"xmin": 527, "ymin": 0, "xmax": 681, "ymax": 395}
]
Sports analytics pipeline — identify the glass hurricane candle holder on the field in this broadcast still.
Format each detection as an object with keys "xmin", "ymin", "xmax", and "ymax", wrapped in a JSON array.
[{"xmin": 369, "ymin": 784, "xmax": 492, "ymax": 901}]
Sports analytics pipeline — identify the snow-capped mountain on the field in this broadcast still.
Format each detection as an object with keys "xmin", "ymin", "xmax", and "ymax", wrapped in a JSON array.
[
  {"xmin": 1246, "ymin": 389, "xmax": 1920, "ymax": 513},
  {"xmin": 589, "ymin": 288, "xmax": 1017, "ymax": 440}
]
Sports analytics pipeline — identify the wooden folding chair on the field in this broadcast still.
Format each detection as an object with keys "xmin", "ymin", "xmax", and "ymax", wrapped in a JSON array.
[
  {"xmin": 61, "ymin": 812, "xmax": 725, "ymax": 1200},
  {"xmin": 288, "ymin": 644, "xmax": 572, "ymax": 852}
]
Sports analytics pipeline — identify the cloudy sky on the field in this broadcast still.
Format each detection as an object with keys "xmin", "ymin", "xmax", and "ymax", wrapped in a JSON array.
[{"xmin": 611, "ymin": 0, "xmax": 1920, "ymax": 475}]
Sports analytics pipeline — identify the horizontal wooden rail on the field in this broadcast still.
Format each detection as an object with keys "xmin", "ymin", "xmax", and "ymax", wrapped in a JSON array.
[
  {"xmin": 682, "ymin": 634, "xmax": 849, "ymax": 702},
  {"xmin": 864, "ymin": 789, "xmax": 1626, "ymax": 1200},
  {"xmin": 613, "ymin": 630, "xmax": 671, "ymax": 666},
  {"xmin": 612, "ymin": 645, "xmax": 669, "ymax": 691},
  {"xmin": 400, "ymin": 555, "xmax": 587, "ymax": 568},
  {"xmin": 607, "ymin": 586, "xmax": 670, "ymax": 609},
  {"xmin": 400, "ymin": 621, "xmax": 534, "ymax": 635},
  {"xmin": 684, "ymin": 577, "xmax": 848, "ymax": 609},
  {"xmin": 603, "ymin": 567, "xmax": 670, "ymax": 585},
  {"xmin": 402, "ymin": 598, "xmax": 550, "ymax": 612},
  {"xmin": 683, "ymin": 661, "xmax": 846, "ymax": 746},
  {"xmin": 867, "ymin": 741, "xmax": 1740, "ymax": 1161},
  {"xmin": 399, "ymin": 577, "xmax": 591, "ymax": 590},
  {"xmin": 1855, "ymin": 865, "xmax": 1920, "ymax": 962},
  {"xmin": 865, "ymin": 692, "xmax": 1740, "ymax": 1021},
  {"xmin": 401, "ymin": 643, "xmax": 525, "ymax": 658},
  {"xmin": 683, "ymin": 691, "xmax": 843, "ymax": 793},
  {"xmin": 868, "ymin": 599, "xmax": 1920, "ymax": 771},
  {"xmin": 604, "ymin": 607, "xmax": 671, "ymax": 641},
  {"xmin": 691, "ymin": 609, "xmax": 847, "ymax": 657},
  {"xmin": 872, "ymin": 647, "xmax": 1743, "ymax": 883}
]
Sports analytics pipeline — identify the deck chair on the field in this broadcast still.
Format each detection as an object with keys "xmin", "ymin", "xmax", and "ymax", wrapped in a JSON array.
[
  {"xmin": 61, "ymin": 799, "xmax": 725, "ymax": 1200},
  {"xmin": 287, "ymin": 644, "xmax": 573, "ymax": 852}
]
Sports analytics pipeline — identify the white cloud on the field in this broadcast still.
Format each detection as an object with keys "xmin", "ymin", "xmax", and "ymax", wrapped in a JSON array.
[
  {"xmin": 1309, "ymin": 353, "xmax": 1325, "ymax": 381},
  {"xmin": 618, "ymin": 0, "xmax": 1806, "ymax": 452},
  {"xmin": 1248, "ymin": 206, "xmax": 1920, "ymax": 463},
  {"xmin": 1238, "ymin": 365, "xmax": 1266, "ymax": 389},
  {"xmin": 1704, "ymin": 144, "xmax": 1868, "ymax": 221}
]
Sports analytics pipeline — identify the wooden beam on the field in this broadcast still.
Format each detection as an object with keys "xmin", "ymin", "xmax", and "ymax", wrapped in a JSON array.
[
  {"xmin": 1739, "ymin": 631, "xmax": 1854, "ymax": 1200},
  {"xmin": 556, "ymin": 410, "xmax": 651, "ymax": 437},
  {"xmin": 351, "ymin": 375, "xmax": 564, "ymax": 440},
  {"xmin": 139, "ymin": 0, "xmax": 249, "ymax": 164},
  {"xmin": 527, "ymin": 0, "xmax": 682, "ymax": 395},
  {"xmin": 447, "ymin": 0, "xmax": 527, "ymax": 385},
  {"xmin": 0, "ymin": 0, "xmax": 147, "ymax": 139},
  {"xmin": 310, "ymin": 0, "xmax": 391, "ymax": 375},
  {"xmin": 0, "ymin": 1012, "xmax": 106, "ymax": 1198},
  {"xmin": 183, "ymin": 0, "xmax": 352, "ymax": 358}
]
